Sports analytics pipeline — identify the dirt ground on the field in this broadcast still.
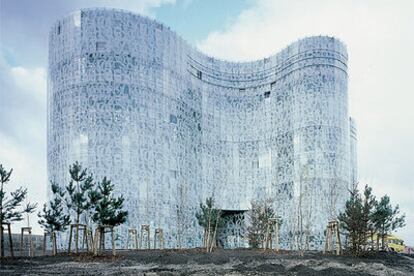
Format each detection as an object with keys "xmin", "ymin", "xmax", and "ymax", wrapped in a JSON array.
[{"xmin": 1, "ymin": 248, "xmax": 413, "ymax": 275}]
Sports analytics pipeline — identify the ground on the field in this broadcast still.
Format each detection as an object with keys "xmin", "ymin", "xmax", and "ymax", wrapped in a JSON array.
[{"xmin": 1, "ymin": 249, "xmax": 413, "ymax": 275}]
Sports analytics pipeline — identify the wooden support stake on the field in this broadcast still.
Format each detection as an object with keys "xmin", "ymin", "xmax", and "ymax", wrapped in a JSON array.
[
  {"xmin": 111, "ymin": 227, "xmax": 115, "ymax": 256},
  {"xmin": 266, "ymin": 218, "xmax": 280, "ymax": 252},
  {"xmin": 42, "ymin": 232, "xmax": 47, "ymax": 255},
  {"xmin": 20, "ymin": 227, "xmax": 33, "ymax": 257},
  {"xmin": 94, "ymin": 225, "xmax": 116, "ymax": 256},
  {"xmin": 275, "ymin": 222, "xmax": 279, "ymax": 252},
  {"xmin": 324, "ymin": 220, "xmax": 341, "ymax": 255},
  {"xmin": 7, "ymin": 223, "xmax": 14, "ymax": 257},
  {"xmin": 0, "ymin": 223, "xmax": 14, "ymax": 257},
  {"xmin": 126, "ymin": 228, "xmax": 138, "ymax": 250},
  {"xmin": 68, "ymin": 224, "xmax": 89, "ymax": 254},
  {"xmin": 140, "ymin": 225, "xmax": 150, "ymax": 249},
  {"xmin": 154, "ymin": 228, "xmax": 164, "ymax": 249}
]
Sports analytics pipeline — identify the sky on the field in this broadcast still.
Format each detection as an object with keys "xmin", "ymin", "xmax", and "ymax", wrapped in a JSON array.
[{"xmin": 0, "ymin": 0, "xmax": 413, "ymax": 245}]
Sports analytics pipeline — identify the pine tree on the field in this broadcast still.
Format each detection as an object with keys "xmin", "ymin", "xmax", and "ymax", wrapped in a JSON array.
[
  {"xmin": 372, "ymin": 195, "xmax": 405, "ymax": 250},
  {"xmin": 196, "ymin": 197, "xmax": 222, "ymax": 252},
  {"xmin": 65, "ymin": 162, "xmax": 94, "ymax": 224},
  {"xmin": 247, "ymin": 199, "xmax": 278, "ymax": 249},
  {"xmin": 38, "ymin": 181, "xmax": 71, "ymax": 255},
  {"xmin": 22, "ymin": 201, "xmax": 38, "ymax": 227},
  {"xmin": 65, "ymin": 161, "xmax": 95, "ymax": 252},
  {"xmin": 91, "ymin": 177, "xmax": 128, "ymax": 249},
  {"xmin": 0, "ymin": 164, "xmax": 28, "ymax": 256},
  {"xmin": 338, "ymin": 184, "xmax": 365, "ymax": 255},
  {"xmin": 361, "ymin": 185, "xmax": 376, "ymax": 250}
]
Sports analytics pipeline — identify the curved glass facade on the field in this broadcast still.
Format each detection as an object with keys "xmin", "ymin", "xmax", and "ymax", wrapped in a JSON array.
[{"xmin": 48, "ymin": 8, "xmax": 356, "ymax": 249}]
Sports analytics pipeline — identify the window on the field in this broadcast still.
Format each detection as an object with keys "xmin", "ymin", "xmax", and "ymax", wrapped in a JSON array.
[
  {"xmin": 276, "ymin": 94, "xmax": 283, "ymax": 103},
  {"xmin": 239, "ymin": 88, "xmax": 246, "ymax": 92},
  {"xmin": 270, "ymin": 81, "xmax": 276, "ymax": 89},
  {"xmin": 169, "ymin": 170, "xmax": 177, "ymax": 179},
  {"xmin": 170, "ymin": 114, "xmax": 177, "ymax": 124},
  {"xmin": 96, "ymin": 41, "xmax": 106, "ymax": 51},
  {"xmin": 264, "ymin": 91, "xmax": 270, "ymax": 98},
  {"xmin": 57, "ymin": 24, "xmax": 61, "ymax": 35},
  {"xmin": 259, "ymin": 152, "xmax": 271, "ymax": 168},
  {"xmin": 196, "ymin": 70, "xmax": 202, "ymax": 79}
]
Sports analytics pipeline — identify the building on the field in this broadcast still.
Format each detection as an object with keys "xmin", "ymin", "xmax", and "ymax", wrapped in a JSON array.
[{"xmin": 48, "ymin": 8, "xmax": 357, "ymax": 249}]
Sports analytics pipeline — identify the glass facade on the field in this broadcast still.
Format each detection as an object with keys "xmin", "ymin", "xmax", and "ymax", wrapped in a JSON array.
[{"xmin": 48, "ymin": 8, "xmax": 356, "ymax": 249}]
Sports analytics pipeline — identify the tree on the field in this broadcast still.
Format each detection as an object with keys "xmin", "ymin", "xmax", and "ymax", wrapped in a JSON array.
[
  {"xmin": 65, "ymin": 161, "xmax": 95, "ymax": 252},
  {"xmin": 338, "ymin": 184, "xmax": 365, "ymax": 255},
  {"xmin": 339, "ymin": 183, "xmax": 407, "ymax": 255},
  {"xmin": 22, "ymin": 202, "xmax": 38, "ymax": 228},
  {"xmin": 38, "ymin": 181, "xmax": 71, "ymax": 255},
  {"xmin": 175, "ymin": 182, "xmax": 188, "ymax": 249},
  {"xmin": 0, "ymin": 164, "xmax": 28, "ymax": 256},
  {"xmin": 361, "ymin": 185, "xmax": 376, "ymax": 250},
  {"xmin": 196, "ymin": 197, "xmax": 222, "ymax": 252},
  {"xmin": 247, "ymin": 199, "xmax": 278, "ymax": 249},
  {"xmin": 91, "ymin": 177, "xmax": 128, "ymax": 249},
  {"xmin": 372, "ymin": 195, "xmax": 405, "ymax": 250}
]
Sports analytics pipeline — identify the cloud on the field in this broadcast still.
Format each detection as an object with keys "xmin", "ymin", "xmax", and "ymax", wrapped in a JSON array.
[
  {"xmin": 0, "ymin": 56, "xmax": 47, "ymax": 233},
  {"xmin": 197, "ymin": 0, "xmax": 414, "ymax": 244},
  {"xmin": 77, "ymin": 0, "xmax": 176, "ymax": 16}
]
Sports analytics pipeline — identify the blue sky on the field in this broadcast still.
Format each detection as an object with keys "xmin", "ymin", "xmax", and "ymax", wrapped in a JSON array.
[{"xmin": 1, "ymin": 0, "xmax": 413, "ymax": 245}]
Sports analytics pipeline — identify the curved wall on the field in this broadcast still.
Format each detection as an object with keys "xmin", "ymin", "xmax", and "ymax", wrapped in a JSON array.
[{"xmin": 48, "ymin": 8, "xmax": 351, "ymax": 249}]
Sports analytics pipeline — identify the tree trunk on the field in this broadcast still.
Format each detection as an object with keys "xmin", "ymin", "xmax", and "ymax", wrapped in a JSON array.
[
  {"xmin": 99, "ymin": 227, "xmax": 105, "ymax": 250},
  {"xmin": 376, "ymin": 235, "xmax": 380, "ymax": 251},
  {"xmin": 0, "ymin": 225, "xmax": 4, "ymax": 257},
  {"xmin": 7, "ymin": 224, "xmax": 13, "ymax": 257},
  {"xmin": 52, "ymin": 232, "xmax": 57, "ymax": 256},
  {"xmin": 206, "ymin": 208, "xmax": 212, "ymax": 252},
  {"xmin": 75, "ymin": 214, "xmax": 80, "ymax": 253},
  {"xmin": 370, "ymin": 231, "xmax": 374, "ymax": 251},
  {"xmin": 209, "ymin": 214, "xmax": 220, "ymax": 253}
]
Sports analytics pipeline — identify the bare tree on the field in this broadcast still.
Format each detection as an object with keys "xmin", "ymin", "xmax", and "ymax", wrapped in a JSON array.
[{"xmin": 175, "ymin": 182, "xmax": 187, "ymax": 249}]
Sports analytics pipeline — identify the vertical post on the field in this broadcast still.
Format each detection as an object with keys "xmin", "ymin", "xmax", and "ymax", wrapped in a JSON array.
[
  {"xmin": 43, "ymin": 232, "xmax": 47, "ymax": 255},
  {"xmin": 139, "ymin": 227, "xmax": 143, "ymax": 249},
  {"xmin": 0, "ymin": 224, "xmax": 4, "ymax": 258},
  {"xmin": 111, "ymin": 227, "xmax": 115, "ymax": 256},
  {"xmin": 264, "ymin": 222, "xmax": 270, "ymax": 250},
  {"xmin": 88, "ymin": 228, "xmax": 94, "ymax": 251},
  {"xmin": 335, "ymin": 222, "xmax": 341, "ymax": 255},
  {"xmin": 147, "ymin": 226, "xmax": 150, "ymax": 249},
  {"xmin": 29, "ymin": 228, "xmax": 33, "ymax": 257},
  {"xmin": 328, "ymin": 225, "xmax": 332, "ymax": 252},
  {"xmin": 93, "ymin": 228, "xmax": 99, "ymax": 255},
  {"xmin": 75, "ymin": 224, "xmax": 79, "ymax": 254},
  {"xmin": 126, "ymin": 229, "xmax": 130, "ymax": 250},
  {"xmin": 84, "ymin": 227, "xmax": 89, "ymax": 252},
  {"xmin": 52, "ymin": 232, "xmax": 57, "ymax": 256},
  {"xmin": 7, "ymin": 224, "xmax": 14, "ymax": 257},
  {"xmin": 68, "ymin": 225, "xmax": 73, "ymax": 253},
  {"xmin": 30, "ymin": 237, "xmax": 34, "ymax": 257},
  {"xmin": 140, "ymin": 225, "xmax": 150, "ymax": 249},
  {"xmin": 275, "ymin": 222, "xmax": 279, "ymax": 252},
  {"xmin": 134, "ymin": 230, "xmax": 138, "ymax": 250},
  {"xmin": 20, "ymin": 228, "xmax": 24, "ymax": 256}
]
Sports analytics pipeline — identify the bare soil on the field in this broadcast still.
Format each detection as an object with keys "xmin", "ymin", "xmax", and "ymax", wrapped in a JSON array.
[{"xmin": 1, "ymin": 248, "xmax": 413, "ymax": 275}]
